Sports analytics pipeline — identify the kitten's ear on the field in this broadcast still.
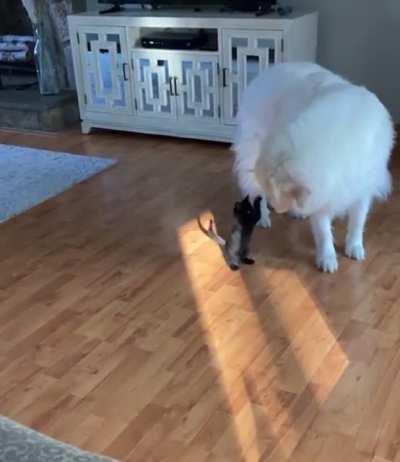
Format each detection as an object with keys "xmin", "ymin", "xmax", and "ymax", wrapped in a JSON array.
[
  {"xmin": 253, "ymin": 196, "xmax": 262, "ymax": 210},
  {"xmin": 234, "ymin": 201, "xmax": 241, "ymax": 213}
]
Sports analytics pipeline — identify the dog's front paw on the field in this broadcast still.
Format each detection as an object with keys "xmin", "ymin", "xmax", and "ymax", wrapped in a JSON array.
[
  {"xmin": 316, "ymin": 251, "xmax": 338, "ymax": 273},
  {"xmin": 345, "ymin": 242, "xmax": 365, "ymax": 261},
  {"xmin": 288, "ymin": 211, "xmax": 306, "ymax": 220}
]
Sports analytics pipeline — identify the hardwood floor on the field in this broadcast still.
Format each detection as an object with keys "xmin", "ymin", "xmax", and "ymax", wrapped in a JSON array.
[{"xmin": 0, "ymin": 127, "xmax": 399, "ymax": 462}]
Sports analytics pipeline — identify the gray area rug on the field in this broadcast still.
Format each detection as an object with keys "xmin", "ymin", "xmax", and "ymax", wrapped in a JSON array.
[
  {"xmin": 0, "ymin": 416, "xmax": 118, "ymax": 461},
  {"xmin": 0, "ymin": 144, "xmax": 117, "ymax": 223}
]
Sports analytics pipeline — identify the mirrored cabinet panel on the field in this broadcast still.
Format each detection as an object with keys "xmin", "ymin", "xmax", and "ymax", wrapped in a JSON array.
[
  {"xmin": 78, "ymin": 26, "xmax": 133, "ymax": 114},
  {"xmin": 222, "ymin": 29, "xmax": 283, "ymax": 124},
  {"xmin": 131, "ymin": 51, "xmax": 176, "ymax": 118},
  {"xmin": 69, "ymin": 10, "xmax": 317, "ymax": 141},
  {"xmin": 175, "ymin": 54, "xmax": 220, "ymax": 122}
]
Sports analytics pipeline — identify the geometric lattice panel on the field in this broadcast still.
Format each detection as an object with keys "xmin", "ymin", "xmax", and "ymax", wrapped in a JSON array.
[
  {"xmin": 177, "ymin": 54, "xmax": 220, "ymax": 121},
  {"xmin": 222, "ymin": 29, "xmax": 283, "ymax": 123},
  {"xmin": 132, "ymin": 51, "xmax": 175, "ymax": 118},
  {"xmin": 78, "ymin": 26, "xmax": 132, "ymax": 114}
]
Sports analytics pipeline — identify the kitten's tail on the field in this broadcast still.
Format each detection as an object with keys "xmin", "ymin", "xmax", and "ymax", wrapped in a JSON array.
[{"xmin": 197, "ymin": 217, "xmax": 226, "ymax": 247}]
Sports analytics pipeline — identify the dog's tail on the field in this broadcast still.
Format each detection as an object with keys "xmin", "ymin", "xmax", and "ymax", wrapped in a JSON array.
[{"xmin": 197, "ymin": 217, "xmax": 226, "ymax": 247}]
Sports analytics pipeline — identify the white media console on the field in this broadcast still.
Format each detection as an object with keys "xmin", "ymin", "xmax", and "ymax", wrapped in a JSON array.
[{"xmin": 68, "ymin": 8, "xmax": 318, "ymax": 142}]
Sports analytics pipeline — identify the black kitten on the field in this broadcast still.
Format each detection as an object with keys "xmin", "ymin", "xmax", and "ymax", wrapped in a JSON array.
[
  {"xmin": 198, "ymin": 196, "xmax": 262, "ymax": 271},
  {"xmin": 226, "ymin": 196, "xmax": 262, "ymax": 270}
]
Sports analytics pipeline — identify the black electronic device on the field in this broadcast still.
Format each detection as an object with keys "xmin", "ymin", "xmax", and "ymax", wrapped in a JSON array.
[
  {"xmin": 141, "ymin": 29, "xmax": 208, "ymax": 50},
  {"xmin": 98, "ymin": 1, "xmax": 156, "ymax": 14},
  {"xmin": 98, "ymin": 1, "xmax": 279, "ymax": 15},
  {"xmin": 232, "ymin": 1, "xmax": 277, "ymax": 13}
]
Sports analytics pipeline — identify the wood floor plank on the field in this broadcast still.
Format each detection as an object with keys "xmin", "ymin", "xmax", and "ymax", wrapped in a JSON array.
[{"xmin": 0, "ymin": 127, "xmax": 398, "ymax": 461}]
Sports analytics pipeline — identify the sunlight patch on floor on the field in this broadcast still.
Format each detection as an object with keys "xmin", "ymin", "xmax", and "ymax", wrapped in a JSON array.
[{"xmin": 178, "ymin": 218, "xmax": 349, "ymax": 459}]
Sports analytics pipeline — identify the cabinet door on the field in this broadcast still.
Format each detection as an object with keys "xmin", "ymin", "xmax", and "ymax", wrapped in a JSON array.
[
  {"xmin": 175, "ymin": 53, "xmax": 220, "ymax": 123},
  {"xmin": 78, "ymin": 26, "xmax": 132, "ymax": 114},
  {"xmin": 131, "ymin": 50, "xmax": 176, "ymax": 118},
  {"xmin": 222, "ymin": 29, "xmax": 283, "ymax": 124}
]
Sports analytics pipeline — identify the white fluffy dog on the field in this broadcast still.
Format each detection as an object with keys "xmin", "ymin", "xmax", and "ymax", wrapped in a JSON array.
[{"xmin": 233, "ymin": 62, "xmax": 394, "ymax": 272}]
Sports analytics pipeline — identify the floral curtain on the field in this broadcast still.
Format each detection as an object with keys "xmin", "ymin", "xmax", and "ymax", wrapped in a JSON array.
[{"xmin": 21, "ymin": 0, "xmax": 74, "ymax": 94}]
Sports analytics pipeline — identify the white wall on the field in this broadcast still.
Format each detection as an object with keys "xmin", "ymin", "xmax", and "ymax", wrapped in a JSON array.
[
  {"xmin": 87, "ymin": 1, "xmax": 112, "ymax": 10},
  {"xmin": 86, "ymin": 0, "xmax": 95, "ymax": 9},
  {"xmin": 83, "ymin": 0, "xmax": 400, "ymax": 122},
  {"xmin": 289, "ymin": 0, "xmax": 400, "ymax": 122},
  {"xmin": 72, "ymin": 0, "xmax": 87, "ymax": 12}
]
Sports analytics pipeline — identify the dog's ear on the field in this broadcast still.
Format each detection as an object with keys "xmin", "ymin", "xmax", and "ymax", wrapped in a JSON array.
[
  {"xmin": 280, "ymin": 179, "xmax": 310, "ymax": 207},
  {"xmin": 290, "ymin": 184, "xmax": 310, "ymax": 207}
]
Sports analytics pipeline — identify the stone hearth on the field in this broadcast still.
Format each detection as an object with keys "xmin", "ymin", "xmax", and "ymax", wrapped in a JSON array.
[
  {"xmin": 0, "ymin": 89, "xmax": 79, "ymax": 132},
  {"xmin": 0, "ymin": 0, "xmax": 80, "ymax": 131}
]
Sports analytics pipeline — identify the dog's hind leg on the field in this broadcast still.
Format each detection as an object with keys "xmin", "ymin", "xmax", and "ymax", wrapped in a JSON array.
[{"xmin": 345, "ymin": 198, "xmax": 371, "ymax": 261}]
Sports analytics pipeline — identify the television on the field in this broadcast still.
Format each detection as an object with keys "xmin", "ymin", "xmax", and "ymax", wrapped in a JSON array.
[{"xmin": 98, "ymin": 1, "xmax": 278, "ymax": 15}]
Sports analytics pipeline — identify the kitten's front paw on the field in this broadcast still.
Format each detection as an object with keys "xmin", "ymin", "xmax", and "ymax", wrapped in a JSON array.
[
  {"xmin": 257, "ymin": 214, "xmax": 271, "ymax": 229},
  {"xmin": 241, "ymin": 257, "xmax": 255, "ymax": 265},
  {"xmin": 345, "ymin": 242, "xmax": 365, "ymax": 261},
  {"xmin": 316, "ymin": 251, "xmax": 338, "ymax": 273},
  {"xmin": 230, "ymin": 264, "xmax": 240, "ymax": 271}
]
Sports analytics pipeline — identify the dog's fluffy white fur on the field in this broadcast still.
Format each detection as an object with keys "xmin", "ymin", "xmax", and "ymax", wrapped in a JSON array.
[{"xmin": 233, "ymin": 62, "xmax": 394, "ymax": 272}]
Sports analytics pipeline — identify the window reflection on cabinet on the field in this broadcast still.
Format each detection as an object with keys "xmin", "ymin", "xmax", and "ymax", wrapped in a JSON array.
[
  {"xmin": 78, "ymin": 27, "xmax": 132, "ymax": 113},
  {"xmin": 222, "ymin": 29, "xmax": 283, "ymax": 124}
]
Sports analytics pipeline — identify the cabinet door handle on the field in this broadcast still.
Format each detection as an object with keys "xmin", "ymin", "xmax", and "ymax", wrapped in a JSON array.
[
  {"xmin": 222, "ymin": 68, "xmax": 228, "ymax": 87},
  {"xmin": 169, "ymin": 77, "xmax": 175, "ymax": 96},
  {"xmin": 174, "ymin": 77, "xmax": 179, "ymax": 97},
  {"xmin": 122, "ymin": 63, "xmax": 129, "ymax": 81}
]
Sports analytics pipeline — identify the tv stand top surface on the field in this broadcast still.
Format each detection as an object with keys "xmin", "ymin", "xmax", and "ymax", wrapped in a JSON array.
[
  {"xmin": 68, "ymin": 8, "xmax": 317, "ymax": 31},
  {"xmin": 73, "ymin": 7, "xmax": 313, "ymax": 21}
]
